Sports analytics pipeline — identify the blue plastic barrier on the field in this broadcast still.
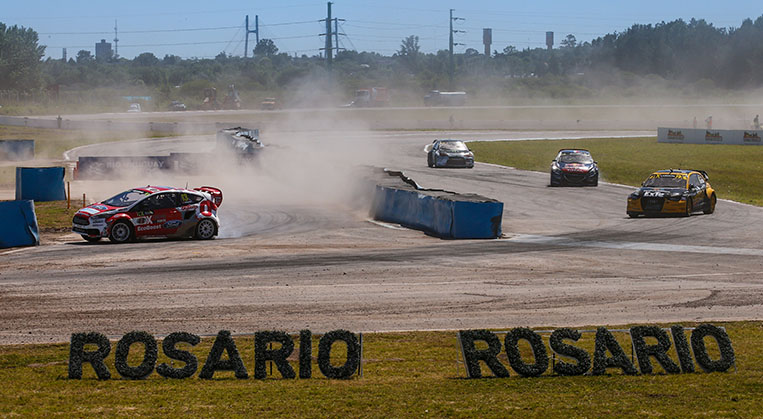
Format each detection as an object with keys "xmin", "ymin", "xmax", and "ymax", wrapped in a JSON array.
[
  {"xmin": 0, "ymin": 140, "xmax": 34, "ymax": 161},
  {"xmin": 0, "ymin": 200, "xmax": 40, "ymax": 248},
  {"xmin": 372, "ymin": 184, "xmax": 504, "ymax": 239},
  {"xmin": 15, "ymin": 167, "xmax": 66, "ymax": 201}
]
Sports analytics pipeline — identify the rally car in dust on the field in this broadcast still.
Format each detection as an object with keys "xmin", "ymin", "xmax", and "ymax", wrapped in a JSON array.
[
  {"xmin": 427, "ymin": 139, "xmax": 474, "ymax": 168},
  {"xmin": 627, "ymin": 170, "xmax": 716, "ymax": 218},
  {"xmin": 550, "ymin": 149, "xmax": 599, "ymax": 186},
  {"xmin": 72, "ymin": 185, "xmax": 223, "ymax": 243}
]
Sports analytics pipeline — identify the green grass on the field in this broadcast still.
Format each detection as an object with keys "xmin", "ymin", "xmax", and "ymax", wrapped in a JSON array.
[
  {"xmin": 33, "ymin": 200, "xmax": 77, "ymax": 233},
  {"xmin": 470, "ymin": 137, "xmax": 763, "ymax": 206},
  {"xmin": 0, "ymin": 322, "xmax": 760, "ymax": 417}
]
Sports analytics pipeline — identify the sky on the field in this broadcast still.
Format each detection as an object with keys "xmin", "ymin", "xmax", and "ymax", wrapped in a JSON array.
[{"xmin": 3, "ymin": 0, "xmax": 762, "ymax": 60}]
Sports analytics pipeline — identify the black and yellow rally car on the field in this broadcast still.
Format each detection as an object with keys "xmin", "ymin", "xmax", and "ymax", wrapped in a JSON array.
[{"xmin": 627, "ymin": 170, "xmax": 717, "ymax": 217}]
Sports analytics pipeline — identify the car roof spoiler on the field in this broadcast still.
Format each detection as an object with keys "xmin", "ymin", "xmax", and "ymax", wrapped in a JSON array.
[
  {"xmin": 194, "ymin": 186, "xmax": 223, "ymax": 206},
  {"xmin": 558, "ymin": 148, "xmax": 590, "ymax": 153}
]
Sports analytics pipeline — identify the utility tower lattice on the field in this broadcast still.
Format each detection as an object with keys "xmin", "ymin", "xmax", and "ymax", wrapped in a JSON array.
[
  {"xmin": 245, "ymin": 15, "xmax": 259, "ymax": 58},
  {"xmin": 449, "ymin": 9, "xmax": 465, "ymax": 88},
  {"xmin": 320, "ymin": 2, "xmax": 344, "ymax": 71},
  {"xmin": 113, "ymin": 20, "xmax": 119, "ymax": 59}
]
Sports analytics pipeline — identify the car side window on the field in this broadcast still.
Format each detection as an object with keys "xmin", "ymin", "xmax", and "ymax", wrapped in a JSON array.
[
  {"xmin": 689, "ymin": 174, "xmax": 700, "ymax": 189},
  {"xmin": 179, "ymin": 192, "xmax": 202, "ymax": 204},
  {"xmin": 144, "ymin": 193, "xmax": 177, "ymax": 210}
]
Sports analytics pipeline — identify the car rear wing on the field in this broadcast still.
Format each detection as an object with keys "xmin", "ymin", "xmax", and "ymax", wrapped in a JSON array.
[
  {"xmin": 194, "ymin": 186, "xmax": 223, "ymax": 207},
  {"xmin": 694, "ymin": 170, "xmax": 709, "ymax": 180}
]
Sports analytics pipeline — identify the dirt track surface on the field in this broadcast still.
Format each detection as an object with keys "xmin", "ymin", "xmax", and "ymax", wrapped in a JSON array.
[{"xmin": 2, "ymin": 128, "xmax": 762, "ymax": 344}]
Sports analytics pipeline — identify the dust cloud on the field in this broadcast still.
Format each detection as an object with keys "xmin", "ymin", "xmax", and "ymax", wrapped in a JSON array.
[{"xmin": 70, "ymin": 113, "xmax": 385, "ymax": 239}]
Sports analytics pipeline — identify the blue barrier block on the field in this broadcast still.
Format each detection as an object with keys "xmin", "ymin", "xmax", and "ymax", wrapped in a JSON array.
[
  {"xmin": 371, "ymin": 183, "xmax": 504, "ymax": 239},
  {"xmin": 0, "ymin": 140, "xmax": 34, "ymax": 161},
  {"xmin": 431, "ymin": 198, "xmax": 454, "ymax": 237},
  {"xmin": 451, "ymin": 200, "xmax": 504, "ymax": 239},
  {"xmin": 15, "ymin": 167, "xmax": 66, "ymax": 201},
  {"xmin": 0, "ymin": 200, "xmax": 40, "ymax": 248}
]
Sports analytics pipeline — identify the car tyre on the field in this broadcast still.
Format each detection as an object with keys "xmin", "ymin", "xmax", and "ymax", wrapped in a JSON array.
[
  {"xmin": 703, "ymin": 194, "xmax": 716, "ymax": 214},
  {"xmin": 195, "ymin": 218, "xmax": 217, "ymax": 240},
  {"xmin": 550, "ymin": 175, "xmax": 560, "ymax": 187},
  {"xmin": 684, "ymin": 198, "xmax": 693, "ymax": 217},
  {"xmin": 81, "ymin": 235, "xmax": 101, "ymax": 243},
  {"xmin": 427, "ymin": 153, "xmax": 434, "ymax": 168},
  {"xmin": 592, "ymin": 175, "xmax": 598, "ymax": 187},
  {"xmin": 108, "ymin": 221, "xmax": 133, "ymax": 243}
]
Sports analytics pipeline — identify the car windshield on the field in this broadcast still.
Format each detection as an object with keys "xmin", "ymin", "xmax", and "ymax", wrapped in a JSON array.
[
  {"xmin": 643, "ymin": 174, "xmax": 687, "ymax": 188},
  {"xmin": 440, "ymin": 141, "xmax": 469, "ymax": 152},
  {"xmin": 559, "ymin": 153, "xmax": 593, "ymax": 164},
  {"xmin": 102, "ymin": 189, "xmax": 151, "ymax": 207}
]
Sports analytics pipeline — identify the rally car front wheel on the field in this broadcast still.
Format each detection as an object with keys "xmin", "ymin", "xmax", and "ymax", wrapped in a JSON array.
[
  {"xmin": 109, "ymin": 221, "xmax": 134, "ymax": 243},
  {"xmin": 195, "ymin": 219, "xmax": 217, "ymax": 240}
]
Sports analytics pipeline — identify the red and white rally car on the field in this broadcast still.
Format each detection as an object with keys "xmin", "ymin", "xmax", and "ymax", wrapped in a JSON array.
[{"xmin": 72, "ymin": 185, "xmax": 223, "ymax": 243}]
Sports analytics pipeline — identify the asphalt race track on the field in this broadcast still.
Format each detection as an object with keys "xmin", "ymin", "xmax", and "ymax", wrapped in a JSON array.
[{"xmin": 1, "ymin": 128, "xmax": 762, "ymax": 344}]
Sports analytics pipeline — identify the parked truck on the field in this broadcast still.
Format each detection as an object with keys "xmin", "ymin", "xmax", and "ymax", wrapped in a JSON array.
[
  {"xmin": 349, "ymin": 87, "xmax": 389, "ymax": 107},
  {"xmin": 424, "ymin": 90, "xmax": 467, "ymax": 106}
]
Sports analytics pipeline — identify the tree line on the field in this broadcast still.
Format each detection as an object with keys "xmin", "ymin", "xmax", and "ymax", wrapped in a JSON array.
[{"xmin": 2, "ymin": 15, "xmax": 763, "ymax": 106}]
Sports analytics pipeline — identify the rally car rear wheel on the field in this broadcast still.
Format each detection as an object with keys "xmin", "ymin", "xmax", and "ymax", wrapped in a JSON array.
[
  {"xmin": 195, "ymin": 219, "xmax": 217, "ymax": 240},
  {"xmin": 109, "ymin": 221, "xmax": 133, "ymax": 243},
  {"xmin": 704, "ymin": 194, "xmax": 716, "ymax": 214}
]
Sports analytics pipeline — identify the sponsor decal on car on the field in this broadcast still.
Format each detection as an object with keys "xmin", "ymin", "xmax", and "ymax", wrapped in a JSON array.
[
  {"xmin": 136, "ymin": 224, "xmax": 162, "ymax": 232},
  {"xmin": 134, "ymin": 216, "xmax": 153, "ymax": 225},
  {"xmin": 163, "ymin": 220, "xmax": 182, "ymax": 228}
]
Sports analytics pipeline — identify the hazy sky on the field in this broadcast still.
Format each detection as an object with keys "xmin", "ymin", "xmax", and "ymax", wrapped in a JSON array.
[{"xmin": 4, "ymin": 1, "xmax": 762, "ymax": 59}]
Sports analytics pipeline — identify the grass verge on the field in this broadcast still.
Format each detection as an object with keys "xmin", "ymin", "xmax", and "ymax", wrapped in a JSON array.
[
  {"xmin": 469, "ymin": 137, "xmax": 763, "ymax": 206},
  {"xmin": 0, "ymin": 322, "xmax": 760, "ymax": 417},
  {"xmin": 33, "ymin": 200, "xmax": 77, "ymax": 233}
]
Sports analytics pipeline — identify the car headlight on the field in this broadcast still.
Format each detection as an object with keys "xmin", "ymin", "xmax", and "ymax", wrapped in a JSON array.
[
  {"xmin": 438, "ymin": 150, "xmax": 447, "ymax": 156},
  {"xmin": 551, "ymin": 162, "xmax": 560, "ymax": 170},
  {"xmin": 667, "ymin": 191, "xmax": 685, "ymax": 201},
  {"xmin": 629, "ymin": 191, "xmax": 641, "ymax": 200}
]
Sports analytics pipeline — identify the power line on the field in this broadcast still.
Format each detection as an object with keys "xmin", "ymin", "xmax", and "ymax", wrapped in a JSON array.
[{"xmin": 40, "ymin": 26, "xmax": 240, "ymax": 35}]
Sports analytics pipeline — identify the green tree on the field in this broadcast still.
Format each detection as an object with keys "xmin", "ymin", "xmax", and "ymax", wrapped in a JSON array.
[
  {"xmin": 75, "ymin": 50, "xmax": 93, "ymax": 64},
  {"xmin": 0, "ymin": 22, "xmax": 46, "ymax": 90},
  {"xmin": 133, "ymin": 52, "xmax": 160, "ymax": 66},
  {"xmin": 561, "ymin": 34, "xmax": 577, "ymax": 48},
  {"xmin": 253, "ymin": 39, "xmax": 278, "ymax": 57}
]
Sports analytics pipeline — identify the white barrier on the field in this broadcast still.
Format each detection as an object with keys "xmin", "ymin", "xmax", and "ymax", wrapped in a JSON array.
[{"xmin": 658, "ymin": 127, "xmax": 763, "ymax": 145}]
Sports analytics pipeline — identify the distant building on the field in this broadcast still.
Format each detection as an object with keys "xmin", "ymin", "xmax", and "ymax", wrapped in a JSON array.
[{"xmin": 95, "ymin": 39, "xmax": 112, "ymax": 61}]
